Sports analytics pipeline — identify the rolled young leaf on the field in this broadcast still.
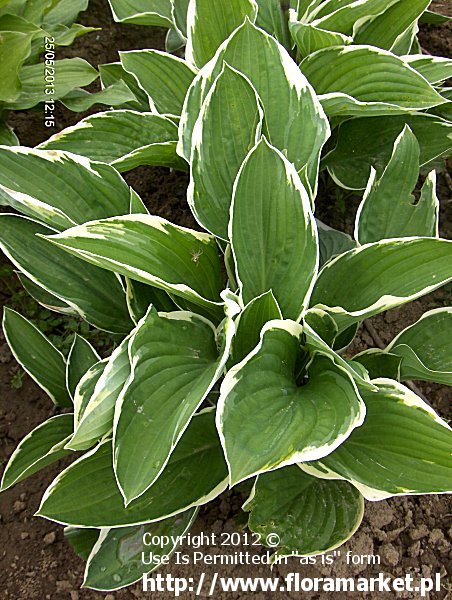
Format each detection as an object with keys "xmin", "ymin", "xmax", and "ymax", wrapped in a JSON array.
[
  {"xmin": 310, "ymin": 238, "xmax": 452, "ymax": 332},
  {"xmin": 178, "ymin": 19, "xmax": 330, "ymax": 194},
  {"xmin": 0, "ymin": 214, "xmax": 133, "ymax": 334},
  {"xmin": 45, "ymin": 215, "xmax": 224, "ymax": 318},
  {"xmin": 37, "ymin": 411, "xmax": 228, "ymax": 527},
  {"xmin": 231, "ymin": 291, "xmax": 282, "ymax": 365},
  {"xmin": 302, "ymin": 380, "xmax": 452, "ymax": 500},
  {"xmin": 114, "ymin": 306, "xmax": 234, "ymax": 504},
  {"xmin": 355, "ymin": 126, "xmax": 439, "ymax": 244},
  {"xmin": 39, "ymin": 112, "xmax": 183, "ymax": 171},
  {"xmin": 188, "ymin": 63, "xmax": 263, "ymax": 239},
  {"xmin": 217, "ymin": 320, "xmax": 365, "ymax": 485},
  {"xmin": 231, "ymin": 139, "xmax": 318, "ymax": 320},
  {"xmin": 185, "ymin": 0, "xmax": 258, "ymax": 67},
  {"xmin": 83, "ymin": 509, "xmax": 197, "ymax": 591},
  {"xmin": 66, "ymin": 334, "xmax": 100, "ymax": 398},
  {"xmin": 386, "ymin": 308, "xmax": 452, "ymax": 385},
  {"xmin": 68, "ymin": 335, "xmax": 132, "ymax": 451},
  {"xmin": 246, "ymin": 466, "xmax": 364, "ymax": 556},
  {"xmin": 3, "ymin": 308, "xmax": 71, "ymax": 406},
  {"xmin": 73, "ymin": 360, "xmax": 108, "ymax": 426},
  {"xmin": 0, "ymin": 414, "xmax": 73, "ymax": 491},
  {"xmin": 120, "ymin": 50, "xmax": 197, "ymax": 116}
]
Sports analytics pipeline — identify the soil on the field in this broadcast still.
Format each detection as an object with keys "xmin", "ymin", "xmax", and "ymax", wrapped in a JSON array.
[{"xmin": 1, "ymin": 1, "xmax": 452, "ymax": 598}]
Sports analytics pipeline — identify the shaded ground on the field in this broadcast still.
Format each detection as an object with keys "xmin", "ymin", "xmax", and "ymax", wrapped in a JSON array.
[{"xmin": 1, "ymin": 0, "xmax": 451, "ymax": 598}]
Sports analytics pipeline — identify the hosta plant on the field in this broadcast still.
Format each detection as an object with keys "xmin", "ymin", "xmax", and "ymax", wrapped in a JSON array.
[
  {"xmin": 36, "ymin": 0, "xmax": 452, "ymax": 192},
  {"xmin": 0, "ymin": 1, "xmax": 451, "ymax": 593}
]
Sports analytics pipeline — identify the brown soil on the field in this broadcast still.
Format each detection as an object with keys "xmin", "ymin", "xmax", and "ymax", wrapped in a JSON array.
[{"xmin": 1, "ymin": 0, "xmax": 451, "ymax": 598}]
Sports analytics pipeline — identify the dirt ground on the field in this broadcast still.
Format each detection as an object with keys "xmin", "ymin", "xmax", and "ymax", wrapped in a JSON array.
[{"xmin": 0, "ymin": 0, "xmax": 451, "ymax": 598}]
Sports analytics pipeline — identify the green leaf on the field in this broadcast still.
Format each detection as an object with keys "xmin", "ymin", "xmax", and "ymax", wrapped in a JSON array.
[
  {"xmin": 0, "ymin": 215, "xmax": 132, "ymax": 333},
  {"xmin": 302, "ymin": 320, "xmax": 375, "ymax": 390},
  {"xmin": 316, "ymin": 220, "xmax": 356, "ymax": 266},
  {"xmin": 39, "ymin": 111, "xmax": 182, "ymax": 171},
  {"xmin": 311, "ymin": 238, "xmax": 452, "ymax": 332},
  {"xmin": 353, "ymin": 0, "xmax": 430, "ymax": 50},
  {"xmin": 45, "ymin": 215, "xmax": 224, "ymax": 317},
  {"xmin": 179, "ymin": 20, "xmax": 330, "ymax": 193},
  {"xmin": 107, "ymin": 0, "xmax": 173, "ymax": 26},
  {"xmin": 114, "ymin": 306, "xmax": 234, "ymax": 504},
  {"xmin": 38, "ymin": 411, "xmax": 228, "ymax": 527},
  {"xmin": 353, "ymin": 349, "xmax": 402, "ymax": 380},
  {"xmin": 60, "ymin": 81, "xmax": 137, "ymax": 112},
  {"xmin": 68, "ymin": 334, "xmax": 131, "ymax": 451},
  {"xmin": 172, "ymin": 0, "xmax": 190, "ymax": 37},
  {"xmin": 0, "ymin": 147, "xmax": 133, "ymax": 230},
  {"xmin": 50, "ymin": 24, "xmax": 99, "ymax": 47},
  {"xmin": 120, "ymin": 50, "xmax": 196, "ymax": 116},
  {"xmin": 403, "ymin": 55, "xmax": 452, "ymax": 85},
  {"xmin": 7, "ymin": 58, "xmax": 98, "ymax": 110},
  {"xmin": 255, "ymin": 0, "xmax": 292, "ymax": 48},
  {"xmin": 355, "ymin": 126, "xmax": 439, "ymax": 244},
  {"xmin": 324, "ymin": 113, "xmax": 452, "ymax": 190},
  {"xmin": 42, "ymin": 0, "xmax": 89, "ymax": 27},
  {"xmin": 66, "ymin": 334, "xmax": 100, "ymax": 398},
  {"xmin": 232, "ymin": 291, "xmax": 282, "ymax": 365},
  {"xmin": 0, "ymin": 414, "xmax": 73, "ymax": 491},
  {"xmin": 0, "ymin": 30, "xmax": 35, "ymax": 103},
  {"xmin": 73, "ymin": 360, "xmax": 107, "ymax": 426},
  {"xmin": 126, "ymin": 279, "xmax": 178, "ymax": 324},
  {"xmin": 186, "ymin": 0, "xmax": 258, "ymax": 67},
  {"xmin": 99, "ymin": 62, "xmax": 151, "ymax": 111},
  {"xmin": 2, "ymin": 307, "xmax": 71, "ymax": 406},
  {"xmin": 218, "ymin": 320, "xmax": 365, "ymax": 485},
  {"xmin": 0, "ymin": 123, "xmax": 19, "ymax": 146},
  {"xmin": 65, "ymin": 527, "xmax": 99, "ymax": 561},
  {"xmin": 303, "ymin": 307, "xmax": 338, "ymax": 347},
  {"xmin": 231, "ymin": 139, "xmax": 318, "ymax": 320},
  {"xmin": 289, "ymin": 15, "xmax": 352, "ymax": 57},
  {"xmin": 386, "ymin": 308, "xmax": 452, "ymax": 385},
  {"xmin": 247, "ymin": 466, "xmax": 364, "ymax": 556},
  {"xmin": 189, "ymin": 64, "xmax": 263, "ymax": 240},
  {"xmin": 83, "ymin": 509, "xmax": 197, "ymax": 591},
  {"xmin": 420, "ymin": 9, "xmax": 451, "ymax": 24},
  {"xmin": 304, "ymin": 380, "xmax": 452, "ymax": 500},
  {"xmin": 310, "ymin": 0, "xmax": 400, "ymax": 35},
  {"xmin": 300, "ymin": 46, "xmax": 446, "ymax": 116},
  {"xmin": 16, "ymin": 272, "xmax": 75, "ymax": 315}
]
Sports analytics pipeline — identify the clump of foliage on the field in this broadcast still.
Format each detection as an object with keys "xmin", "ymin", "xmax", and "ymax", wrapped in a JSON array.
[
  {"xmin": 0, "ymin": 0, "xmax": 142, "ymax": 146},
  {"xmin": 0, "ymin": 0, "xmax": 451, "ymax": 592}
]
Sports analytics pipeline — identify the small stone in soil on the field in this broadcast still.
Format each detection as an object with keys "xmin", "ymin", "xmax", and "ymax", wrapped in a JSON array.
[
  {"xmin": 410, "ymin": 524, "xmax": 429, "ymax": 540},
  {"xmin": 20, "ymin": 532, "xmax": 29, "ymax": 540},
  {"xmin": 43, "ymin": 531, "xmax": 56, "ymax": 545},
  {"xmin": 13, "ymin": 501, "xmax": 26, "ymax": 513},
  {"xmin": 380, "ymin": 543, "xmax": 400, "ymax": 566}
]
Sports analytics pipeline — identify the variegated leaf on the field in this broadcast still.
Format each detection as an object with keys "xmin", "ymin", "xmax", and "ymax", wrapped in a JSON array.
[
  {"xmin": 217, "ymin": 320, "xmax": 365, "ymax": 485},
  {"xmin": 302, "ymin": 380, "xmax": 452, "ymax": 500},
  {"xmin": 38, "ymin": 411, "xmax": 228, "ymax": 527}
]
